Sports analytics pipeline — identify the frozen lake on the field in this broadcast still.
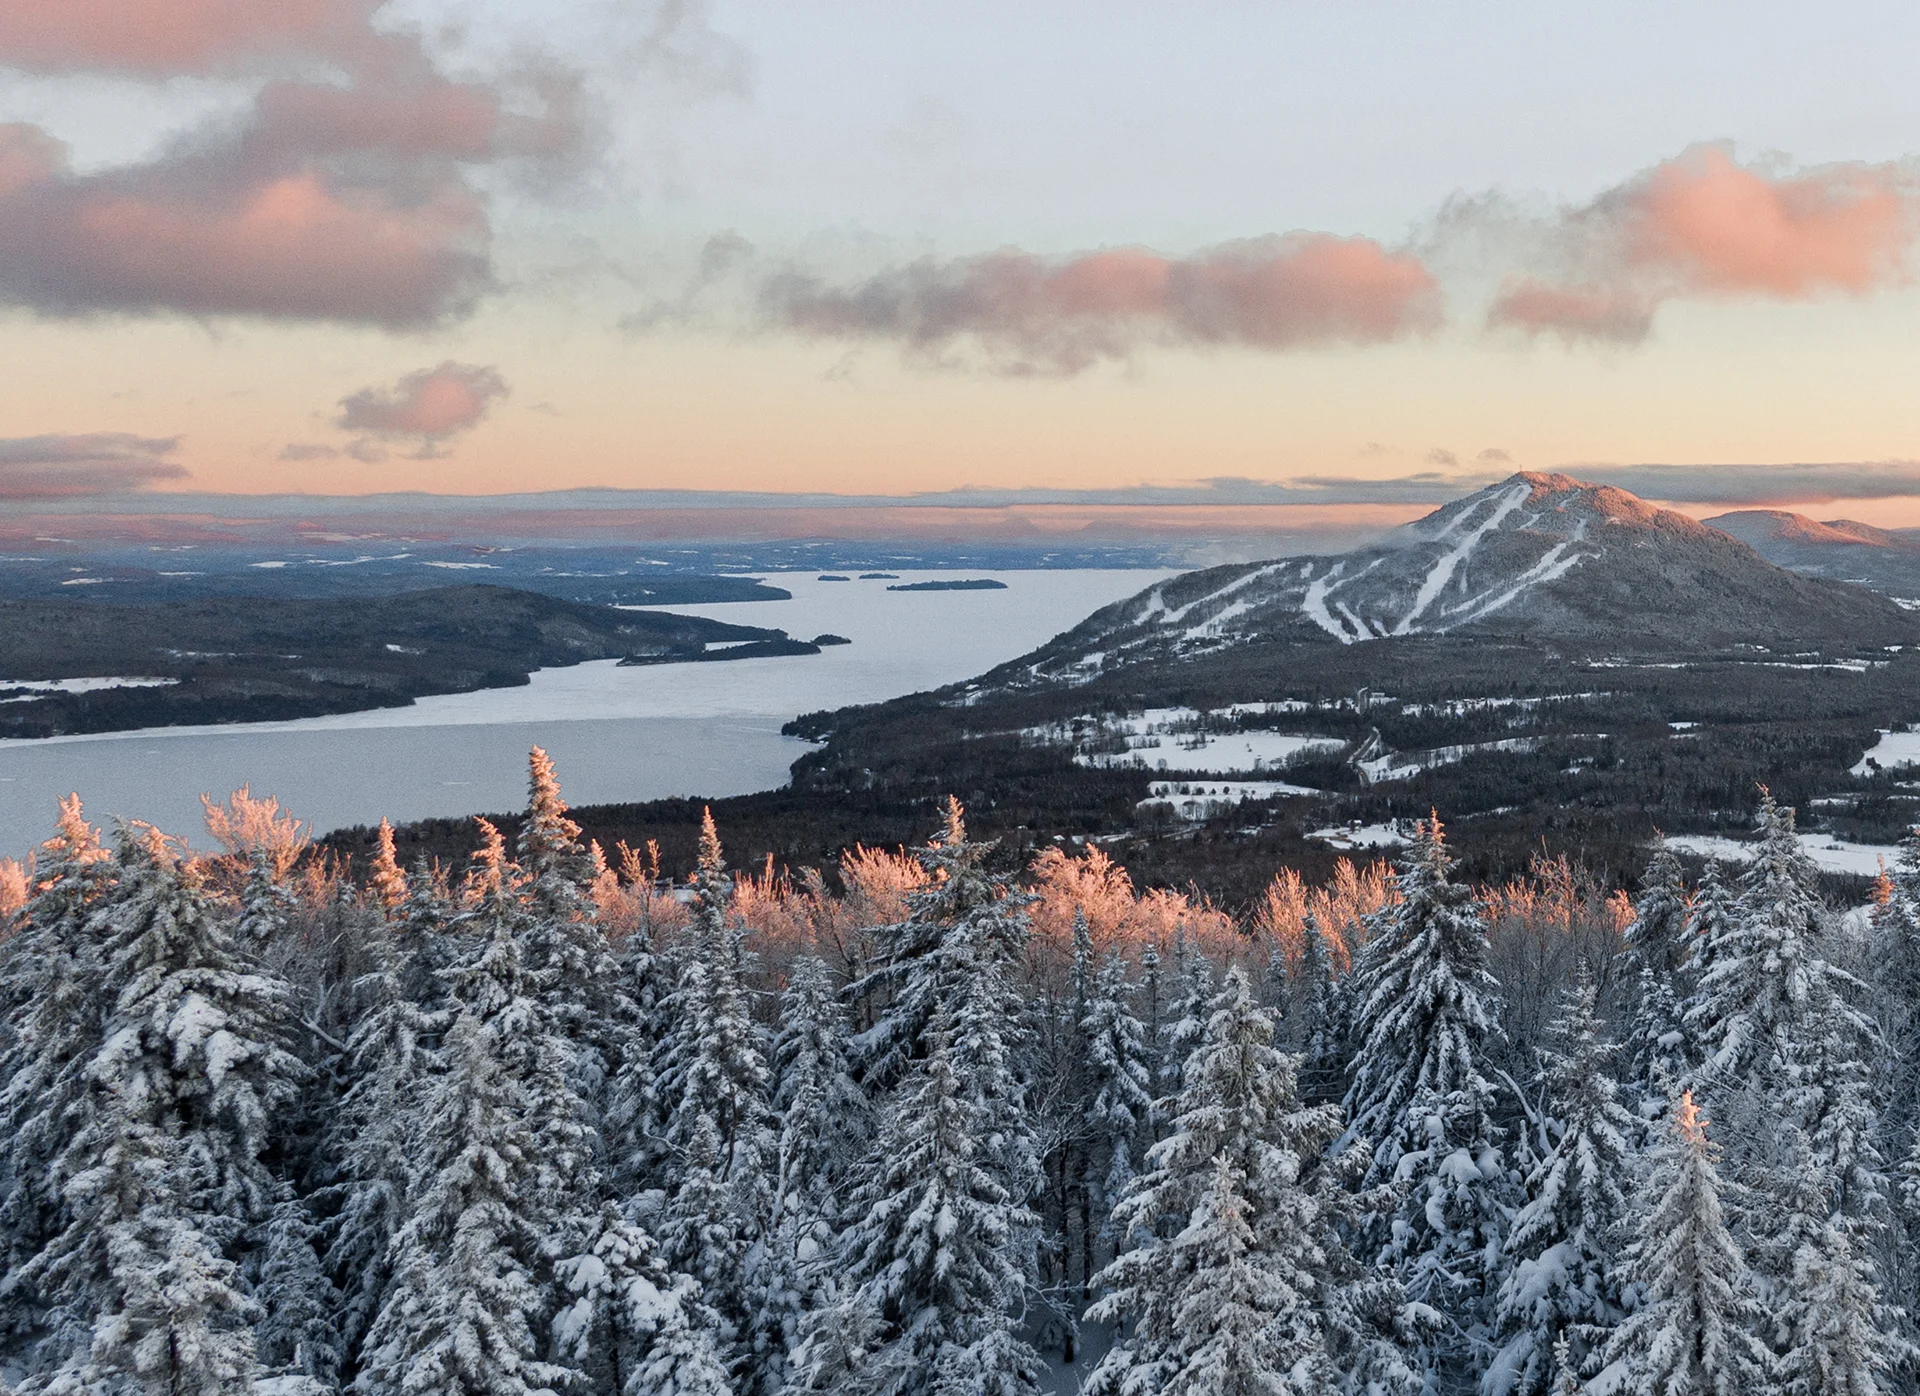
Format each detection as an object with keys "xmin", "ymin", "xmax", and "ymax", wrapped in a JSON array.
[{"xmin": 0, "ymin": 570, "xmax": 1171, "ymax": 857}]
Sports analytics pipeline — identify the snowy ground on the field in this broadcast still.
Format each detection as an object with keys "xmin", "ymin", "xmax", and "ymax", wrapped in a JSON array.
[
  {"xmin": 1855, "ymin": 726, "xmax": 1920, "ymax": 775},
  {"xmin": 0, "ymin": 570, "xmax": 1172, "ymax": 856},
  {"xmin": 1356, "ymin": 738, "xmax": 1540, "ymax": 784},
  {"xmin": 1081, "ymin": 731, "xmax": 1346, "ymax": 773},
  {"xmin": 1664, "ymin": 833, "xmax": 1905, "ymax": 877},
  {"xmin": 1137, "ymin": 779, "xmax": 1321, "ymax": 821},
  {"xmin": 0, "ymin": 676, "xmax": 179, "ymax": 702},
  {"xmin": 1309, "ymin": 822, "xmax": 1412, "ymax": 851}
]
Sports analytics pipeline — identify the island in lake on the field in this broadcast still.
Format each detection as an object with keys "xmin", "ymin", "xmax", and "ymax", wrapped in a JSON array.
[{"xmin": 886, "ymin": 578, "xmax": 1008, "ymax": 592}]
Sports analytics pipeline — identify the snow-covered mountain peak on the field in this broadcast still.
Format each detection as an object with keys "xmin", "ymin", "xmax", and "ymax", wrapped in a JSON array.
[{"xmin": 1013, "ymin": 473, "xmax": 1920, "ymax": 680}]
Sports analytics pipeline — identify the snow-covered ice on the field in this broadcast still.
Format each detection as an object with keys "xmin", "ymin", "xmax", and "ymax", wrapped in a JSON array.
[{"xmin": 0, "ymin": 569, "xmax": 1171, "ymax": 856}]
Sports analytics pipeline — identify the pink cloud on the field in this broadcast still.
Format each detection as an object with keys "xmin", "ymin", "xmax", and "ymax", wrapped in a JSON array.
[
  {"xmin": 0, "ymin": 0, "xmax": 373, "ymax": 75},
  {"xmin": 1627, "ymin": 145, "xmax": 1911, "ymax": 296},
  {"xmin": 1486, "ymin": 278, "xmax": 1654, "ymax": 344},
  {"xmin": 766, "ymin": 233, "xmax": 1439, "ymax": 374},
  {"xmin": 1488, "ymin": 144, "xmax": 1919, "ymax": 343},
  {"xmin": 0, "ymin": 8, "xmax": 578, "ymax": 327},
  {"xmin": 338, "ymin": 362, "xmax": 509, "ymax": 440}
]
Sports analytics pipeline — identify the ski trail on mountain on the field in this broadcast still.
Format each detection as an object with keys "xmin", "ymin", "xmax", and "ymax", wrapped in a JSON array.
[{"xmin": 1393, "ymin": 482, "xmax": 1531, "ymax": 635}]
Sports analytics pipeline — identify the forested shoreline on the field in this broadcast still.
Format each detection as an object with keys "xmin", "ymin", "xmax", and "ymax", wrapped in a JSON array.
[{"xmin": 3, "ymin": 748, "xmax": 1918, "ymax": 1395}]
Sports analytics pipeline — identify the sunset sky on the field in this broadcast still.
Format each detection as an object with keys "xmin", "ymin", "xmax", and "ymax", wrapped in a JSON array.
[{"xmin": 7, "ymin": 1, "xmax": 1920, "ymax": 520}]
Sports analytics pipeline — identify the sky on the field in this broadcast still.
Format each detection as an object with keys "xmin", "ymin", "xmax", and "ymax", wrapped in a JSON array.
[{"xmin": 6, "ymin": 1, "xmax": 1920, "ymax": 521}]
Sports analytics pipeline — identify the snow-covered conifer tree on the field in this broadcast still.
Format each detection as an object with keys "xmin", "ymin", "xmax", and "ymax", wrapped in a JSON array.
[
  {"xmin": 1625, "ymin": 841, "xmax": 1693, "ymax": 985},
  {"xmin": 1087, "ymin": 969, "xmax": 1354, "ymax": 1395},
  {"xmin": 0, "ymin": 796, "xmax": 117, "ymax": 1282},
  {"xmin": 322, "ymin": 861, "xmax": 455, "ymax": 1364},
  {"xmin": 798, "ymin": 1004, "xmax": 1045, "ymax": 1396},
  {"xmin": 254, "ymin": 1195, "xmax": 342, "ymax": 1388},
  {"xmin": 1484, "ymin": 967, "xmax": 1636, "ymax": 1395},
  {"xmin": 1686, "ymin": 792, "xmax": 1851, "ymax": 1097},
  {"xmin": 551, "ymin": 1203, "xmax": 732, "ymax": 1396},
  {"xmin": 754, "ymin": 955, "xmax": 866, "ymax": 1390},
  {"xmin": 1081, "ymin": 950, "xmax": 1153, "ymax": 1239},
  {"xmin": 1595, "ymin": 1091, "xmax": 1769, "ymax": 1396},
  {"xmin": 357, "ymin": 898, "xmax": 574, "ymax": 1396},
  {"xmin": 1763, "ymin": 1128, "xmax": 1906, "ymax": 1396},
  {"xmin": 235, "ymin": 845, "xmax": 299, "ymax": 952},
  {"xmin": 1343, "ymin": 815, "xmax": 1510, "ymax": 1365},
  {"xmin": 15, "ymin": 825, "xmax": 299, "ymax": 1389}
]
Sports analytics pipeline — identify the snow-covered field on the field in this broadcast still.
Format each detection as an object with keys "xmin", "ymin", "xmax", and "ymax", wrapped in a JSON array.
[
  {"xmin": 1137, "ymin": 779, "xmax": 1320, "ymax": 821},
  {"xmin": 0, "ymin": 570, "xmax": 1171, "ymax": 856},
  {"xmin": 1309, "ymin": 822, "xmax": 1412, "ymax": 850},
  {"xmin": 1081, "ymin": 731, "xmax": 1345, "ymax": 773},
  {"xmin": 0, "ymin": 676, "xmax": 179, "ymax": 702},
  {"xmin": 1855, "ymin": 726, "xmax": 1920, "ymax": 775},
  {"xmin": 1664, "ymin": 832, "xmax": 1905, "ymax": 877},
  {"xmin": 1356, "ymin": 737, "xmax": 1541, "ymax": 784}
]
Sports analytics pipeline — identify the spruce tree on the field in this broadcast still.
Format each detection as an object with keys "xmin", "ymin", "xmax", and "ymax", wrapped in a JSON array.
[
  {"xmin": 1484, "ymin": 968, "xmax": 1636, "ymax": 1395},
  {"xmin": 1688, "ymin": 793, "xmax": 1820, "ymax": 1090},
  {"xmin": 0, "ymin": 796, "xmax": 118, "ymax": 1284},
  {"xmin": 1087, "ymin": 969, "xmax": 1354, "ymax": 1395},
  {"xmin": 758, "ymin": 955, "xmax": 866, "ymax": 1392},
  {"xmin": 17, "ymin": 825, "xmax": 299, "ymax": 1391},
  {"xmin": 797, "ymin": 1007, "xmax": 1045, "ymax": 1396},
  {"xmin": 1596, "ymin": 1091, "xmax": 1769, "ymax": 1396},
  {"xmin": 323, "ymin": 861, "xmax": 454, "ymax": 1368},
  {"xmin": 1625, "ymin": 841, "xmax": 1693, "ymax": 985},
  {"xmin": 356, "ymin": 897, "xmax": 574, "ymax": 1396},
  {"xmin": 1080, "ymin": 950, "xmax": 1154, "ymax": 1259},
  {"xmin": 1343, "ymin": 815, "xmax": 1510, "ymax": 1368},
  {"xmin": 551, "ymin": 1203, "xmax": 731, "ymax": 1396}
]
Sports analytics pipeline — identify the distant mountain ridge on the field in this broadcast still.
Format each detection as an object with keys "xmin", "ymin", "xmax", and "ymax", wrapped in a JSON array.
[
  {"xmin": 1706, "ymin": 508, "xmax": 1920, "ymax": 600},
  {"xmin": 1013, "ymin": 472, "xmax": 1917, "ymax": 682}
]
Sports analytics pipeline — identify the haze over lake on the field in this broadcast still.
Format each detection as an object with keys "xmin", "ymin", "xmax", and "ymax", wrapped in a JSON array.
[{"xmin": 0, "ymin": 571, "xmax": 1169, "ymax": 857}]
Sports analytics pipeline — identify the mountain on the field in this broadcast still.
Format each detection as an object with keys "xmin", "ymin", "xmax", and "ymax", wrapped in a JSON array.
[
  {"xmin": 1012, "ymin": 473, "xmax": 1916, "ymax": 682},
  {"xmin": 757, "ymin": 472, "xmax": 1920, "ymax": 887},
  {"xmin": 1705, "ymin": 508, "xmax": 1920, "ymax": 602}
]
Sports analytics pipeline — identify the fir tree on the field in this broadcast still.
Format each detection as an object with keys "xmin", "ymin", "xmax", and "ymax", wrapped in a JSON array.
[
  {"xmin": 1625, "ymin": 841, "xmax": 1693, "ymax": 986},
  {"xmin": 1087, "ymin": 968, "xmax": 1354, "ymax": 1395},
  {"xmin": 656, "ymin": 811, "xmax": 774, "ymax": 1183},
  {"xmin": 846, "ymin": 800, "xmax": 1042, "ymax": 1259},
  {"xmin": 322, "ymin": 862, "xmax": 454, "ymax": 1366},
  {"xmin": 1596, "ymin": 1091, "xmax": 1769, "ymax": 1396},
  {"xmin": 1343, "ymin": 815, "xmax": 1510, "ymax": 1366},
  {"xmin": 1080, "ymin": 950, "xmax": 1154, "ymax": 1256},
  {"xmin": 799, "ymin": 1006, "xmax": 1045, "ymax": 1396},
  {"xmin": 235, "ymin": 846, "xmax": 299, "ymax": 953},
  {"xmin": 255, "ymin": 1195, "xmax": 343, "ymax": 1388},
  {"xmin": 551, "ymin": 1203, "xmax": 732, "ymax": 1396},
  {"xmin": 0, "ymin": 796, "xmax": 118, "ymax": 1283},
  {"xmin": 758, "ymin": 956, "xmax": 866, "ymax": 1393},
  {"xmin": 1484, "ymin": 967, "xmax": 1636, "ymax": 1396},
  {"xmin": 1687, "ymin": 792, "xmax": 1865, "ymax": 1100},
  {"xmin": 1766, "ymin": 1130, "xmax": 1905, "ymax": 1396},
  {"xmin": 356, "ymin": 905, "xmax": 574, "ymax": 1396},
  {"xmin": 16, "ymin": 826, "xmax": 291, "ymax": 1392}
]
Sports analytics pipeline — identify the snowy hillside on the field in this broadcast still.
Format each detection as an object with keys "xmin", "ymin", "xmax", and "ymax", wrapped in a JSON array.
[{"xmin": 1010, "ymin": 472, "xmax": 1918, "ymax": 681}]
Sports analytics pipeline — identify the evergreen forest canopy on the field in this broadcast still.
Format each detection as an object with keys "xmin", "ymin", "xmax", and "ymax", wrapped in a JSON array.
[{"xmin": 3, "ymin": 749, "xmax": 1920, "ymax": 1395}]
